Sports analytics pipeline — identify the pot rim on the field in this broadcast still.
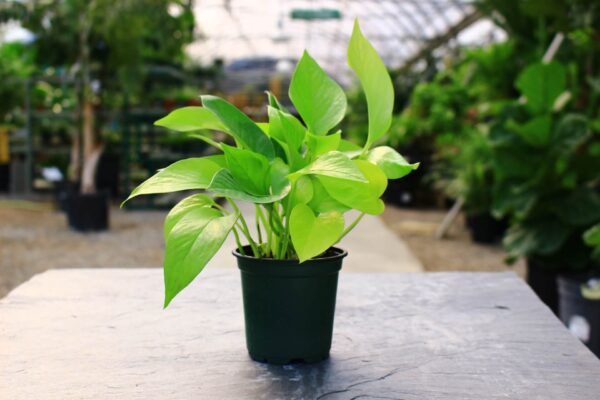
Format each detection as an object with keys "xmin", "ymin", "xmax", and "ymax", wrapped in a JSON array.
[{"xmin": 232, "ymin": 245, "xmax": 347, "ymax": 263}]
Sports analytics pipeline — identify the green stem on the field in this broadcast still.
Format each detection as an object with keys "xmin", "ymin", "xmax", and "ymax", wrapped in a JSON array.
[
  {"xmin": 256, "ymin": 205, "xmax": 271, "ymax": 256},
  {"xmin": 227, "ymin": 198, "xmax": 260, "ymax": 257},
  {"xmin": 189, "ymin": 133, "xmax": 223, "ymax": 150},
  {"xmin": 278, "ymin": 184, "xmax": 296, "ymax": 259},
  {"xmin": 232, "ymin": 227, "xmax": 245, "ymax": 255},
  {"xmin": 338, "ymin": 212, "xmax": 365, "ymax": 242},
  {"xmin": 255, "ymin": 204, "xmax": 263, "ymax": 245}
]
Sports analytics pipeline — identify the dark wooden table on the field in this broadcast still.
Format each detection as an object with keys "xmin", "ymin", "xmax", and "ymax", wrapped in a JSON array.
[{"xmin": 1, "ymin": 269, "xmax": 599, "ymax": 399}]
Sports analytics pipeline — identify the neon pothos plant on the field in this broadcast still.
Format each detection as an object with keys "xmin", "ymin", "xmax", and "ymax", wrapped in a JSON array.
[{"xmin": 123, "ymin": 21, "xmax": 418, "ymax": 307}]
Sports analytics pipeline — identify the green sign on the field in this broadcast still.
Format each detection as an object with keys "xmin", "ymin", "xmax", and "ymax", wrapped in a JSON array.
[{"xmin": 290, "ymin": 8, "xmax": 342, "ymax": 21}]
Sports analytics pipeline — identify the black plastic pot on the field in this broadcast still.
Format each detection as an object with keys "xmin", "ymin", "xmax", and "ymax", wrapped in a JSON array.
[
  {"xmin": 234, "ymin": 247, "xmax": 346, "ymax": 365},
  {"xmin": 466, "ymin": 213, "xmax": 505, "ymax": 244},
  {"xmin": 527, "ymin": 258, "xmax": 563, "ymax": 315},
  {"xmin": 0, "ymin": 164, "xmax": 9, "ymax": 192},
  {"xmin": 65, "ymin": 191, "xmax": 109, "ymax": 232},
  {"xmin": 558, "ymin": 275, "xmax": 600, "ymax": 357}
]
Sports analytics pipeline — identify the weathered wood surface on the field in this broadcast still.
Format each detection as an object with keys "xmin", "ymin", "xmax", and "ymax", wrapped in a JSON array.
[{"xmin": 1, "ymin": 269, "xmax": 599, "ymax": 399}]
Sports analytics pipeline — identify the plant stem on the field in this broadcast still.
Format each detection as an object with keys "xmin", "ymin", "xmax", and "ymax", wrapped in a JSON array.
[
  {"xmin": 232, "ymin": 227, "xmax": 245, "ymax": 255},
  {"xmin": 189, "ymin": 133, "xmax": 223, "ymax": 150},
  {"xmin": 227, "ymin": 197, "xmax": 260, "ymax": 257},
  {"xmin": 256, "ymin": 205, "xmax": 271, "ymax": 256},
  {"xmin": 278, "ymin": 185, "xmax": 296, "ymax": 259},
  {"xmin": 255, "ymin": 205, "xmax": 263, "ymax": 245},
  {"xmin": 338, "ymin": 212, "xmax": 365, "ymax": 242}
]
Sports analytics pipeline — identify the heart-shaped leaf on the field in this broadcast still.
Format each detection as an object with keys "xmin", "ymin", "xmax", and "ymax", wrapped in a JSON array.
[
  {"xmin": 289, "ymin": 51, "xmax": 347, "ymax": 135},
  {"xmin": 221, "ymin": 144, "xmax": 270, "ymax": 195},
  {"xmin": 122, "ymin": 158, "xmax": 222, "ymax": 205},
  {"xmin": 290, "ymin": 151, "xmax": 366, "ymax": 182},
  {"xmin": 306, "ymin": 131, "xmax": 341, "ymax": 158},
  {"xmin": 202, "ymin": 95, "xmax": 275, "ymax": 159},
  {"xmin": 268, "ymin": 106, "xmax": 306, "ymax": 151},
  {"xmin": 163, "ymin": 194, "xmax": 216, "ymax": 237},
  {"xmin": 155, "ymin": 107, "xmax": 228, "ymax": 133},
  {"xmin": 290, "ymin": 203, "xmax": 344, "ymax": 262},
  {"xmin": 208, "ymin": 169, "xmax": 290, "ymax": 203},
  {"xmin": 366, "ymin": 146, "xmax": 419, "ymax": 179},
  {"xmin": 318, "ymin": 160, "xmax": 387, "ymax": 215},
  {"xmin": 348, "ymin": 20, "xmax": 394, "ymax": 149},
  {"xmin": 164, "ymin": 210, "xmax": 238, "ymax": 307}
]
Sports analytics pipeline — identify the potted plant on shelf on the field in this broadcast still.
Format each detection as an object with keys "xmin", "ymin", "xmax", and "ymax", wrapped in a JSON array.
[
  {"xmin": 490, "ymin": 61, "xmax": 600, "ymax": 313},
  {"xmin": 122, "ymin": 20, "xmax": 417, "ymax": 364}
]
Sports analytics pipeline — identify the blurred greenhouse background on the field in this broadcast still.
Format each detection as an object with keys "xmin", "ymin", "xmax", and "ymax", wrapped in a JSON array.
[{"xmin": 0, "ymin": 0, "xmax": 599, "ymax": 353}]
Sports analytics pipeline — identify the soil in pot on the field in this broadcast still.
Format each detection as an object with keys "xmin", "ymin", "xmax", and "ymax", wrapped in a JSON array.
[
  {"xmin": 558, "ymin": 274, "xmax": 600, "ymax": 357},
  {"xmin": 66, "ymin": 191, "xmax": 109, "ymax": 232},
  {"xmin": 235, "ymin": 246, "xmax": 346, "ymax": 365}
]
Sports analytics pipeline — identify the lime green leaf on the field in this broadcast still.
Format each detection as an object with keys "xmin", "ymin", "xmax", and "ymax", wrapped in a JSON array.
[
  {"xmin": 289, "ymin": 51, "xmax": 347, "ymax": 135},
  {"xmin": 348, "ymin": 19, "xmax": 394, "ymax": 149},
  {"xmin": 338, "ymin": 139, "xmax": 362, "ymax": 152},
  {"xmin": 265, "ymin": 90, "xmax": 288, "ymax": 112},
  {"xmin": 203, "ymin": 154, "xmax": 226, "ymax": 167},
  {"xmin": 290, "ymin": 203, "xmax": 344, "ymax": 262},
  {"xmin": 164, "ymin": 211, "xmax": 238, "ymax": 307},
  {"xmin": 123, "ymin": 158, "xmax": 222, "ymax": 205},
  {"xmin": 208, "ymin": 169, "xmax": 290, "ymax": 203},
  {"xmin": 256, "ymin": 122, "xmax": 269, "ymax": 135},
  {"xmin": 306, "ymin": 131, "xmax": 341, "ymax": 157},
  {"xmin": 154, "ymin": 107, "xmax": 228, "ymax": 133},
  {"xmin": 290, "ymin": 151, "xmax": 366, "ymax": 182},
  {"xmin": 271, "ymin": 137, "xmax": 306, "ymax": 171},
  {"xmin": 270, "ymin": 158, "xmax": 291, "ymax": 196},
  {"xmin": 164, "ymin": 194, "xmax": 216, "ymax": 237},
  {"xmin": 516, "ymin": 61, "xmax": 566, "ymax": 113},
  {"xmin": 366, "ymin": 146, "xmax": 419, "ymax": 179},
  {"xmin": 267, "ymin": 106, "xmax": 306, "ymax": 151},
  {"xmin": 221, "ymin": 144, "xmax": 270, "ymax": 195},
  {"xmin": 201, "ymin": 95, "xmax": 275, "ymax": 159},
  {"xmin": 289, "ymin": 176, "xmax": 314, "ymax": 207},
  {"xmin": 581, "ymin": 280, "xmax": 600, "ymax": 300},
  {"xmin": 308, "ymin": 177, "xmax": 350, "ymax": 213},
  {"xmin": 319, "ymin": 160, "xmax": 387, "ymax": 215}
]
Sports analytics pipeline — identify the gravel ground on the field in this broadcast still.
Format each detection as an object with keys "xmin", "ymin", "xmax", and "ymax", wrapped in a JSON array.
[
  {"xmin": 0, "ymin": 202, "xmax": 524, "ymax": 299},
  {"xmin": 0, "ymin": 205, "xmax": 167, "ymax": 298},
  {"xmin": 382, "ymin": 205, "xmax": 526, "ymax": 277}
]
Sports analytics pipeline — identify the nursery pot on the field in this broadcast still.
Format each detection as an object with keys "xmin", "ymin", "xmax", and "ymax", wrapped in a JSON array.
[
  {"xmin": 234, "ymin": 246, "xmax": 346, "ymax": 365},
  {"xmin": 558, "ymin": 275, "xmax": 600, "ymax": 358},
  {"xmin": 65, "ymin": 191, "xmax": 109, "ymax": 232},
  {"xmin": 466, "ymin": 213, "xmax": 503, "ymax": 244},
  {"xmin": 527, "ymin": 258, "xmax": 563, "ymax": 315}
]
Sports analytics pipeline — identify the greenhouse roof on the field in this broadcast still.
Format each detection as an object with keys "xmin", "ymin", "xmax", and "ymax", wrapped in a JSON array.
[{"xmin": 187, "ymin": 0, "xmax": 505, "ymax": 79}]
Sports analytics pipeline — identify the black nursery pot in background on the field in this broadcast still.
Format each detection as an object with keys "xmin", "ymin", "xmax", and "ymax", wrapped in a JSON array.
[
  {"xmin": 65, "ymin": 191, "xmax": 109, "ymax": 232},
  {"xmin": 527, "ymin": 258, "xmax": 563, "ymax": 315},
  {"xmin": 558, "ymin": 275, "xmax": 600, "ymax": 358},
  {"xmin": 234, "ymin": 247, "xmax": 346, "ymax": 365},
  {"xmin": 466, "ymin": 213, "xmax": 507, "ymax": 244}
]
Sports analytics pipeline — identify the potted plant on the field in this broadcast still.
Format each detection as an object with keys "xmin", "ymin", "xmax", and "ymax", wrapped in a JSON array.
[
  {"xmin": 490, "ymin": 61, "xmax": 600, "ymax": 313},
  {"xmin": 556, "ymin": 225, "xmax": 600, "ymax": 357},
  {"xmin": 122, "ymin": 20, "xmax": 417, "ymax": 364},
  {"xmin": 443, "ymin": 129, "xmax": 504, "ymax": 244}
]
